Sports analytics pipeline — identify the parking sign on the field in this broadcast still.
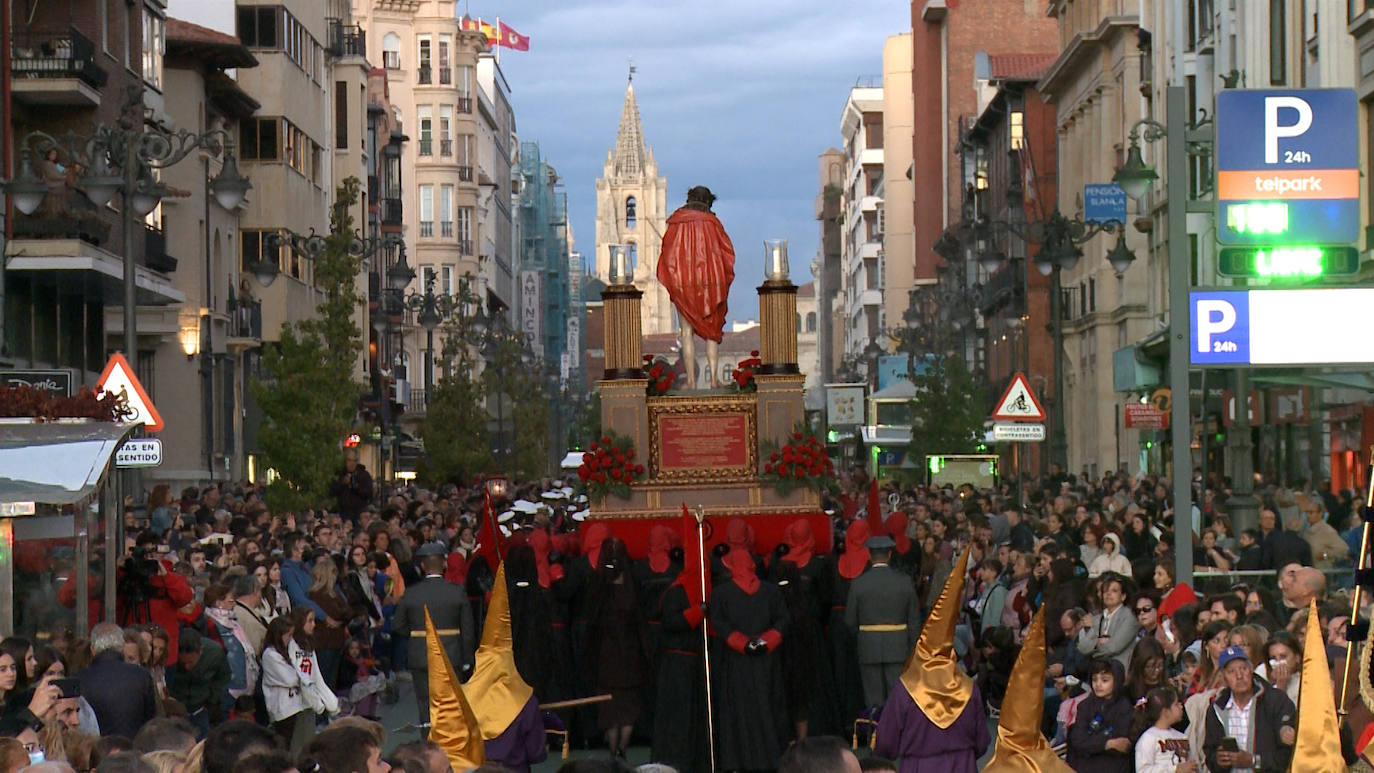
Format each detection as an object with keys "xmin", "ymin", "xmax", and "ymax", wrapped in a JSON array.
[{"xmin": 1215, "ymin": 89, "xmax": 1358, "ymax": 244}]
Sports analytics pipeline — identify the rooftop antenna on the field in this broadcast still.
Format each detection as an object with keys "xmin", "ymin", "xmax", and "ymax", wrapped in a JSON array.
[{"xmin": 628, "ymin": 58, "xmax": 636, "ymax": 83}]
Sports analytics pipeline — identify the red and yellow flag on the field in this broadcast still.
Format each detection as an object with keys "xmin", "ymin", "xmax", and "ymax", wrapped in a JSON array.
[{"xmin": 459, "ymin": 16, "xmax": 498, "ymax": 46}]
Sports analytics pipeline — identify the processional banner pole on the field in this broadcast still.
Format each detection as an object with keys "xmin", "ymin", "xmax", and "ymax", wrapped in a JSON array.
[{"xmin": 694, "ymin": 504, "xmax": 717, "ymax": 773}]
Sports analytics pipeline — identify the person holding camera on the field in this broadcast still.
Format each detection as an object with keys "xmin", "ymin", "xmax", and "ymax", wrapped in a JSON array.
[{"xmin": 330, "ymin": 451, "xmax": 374, "ymax": 527}]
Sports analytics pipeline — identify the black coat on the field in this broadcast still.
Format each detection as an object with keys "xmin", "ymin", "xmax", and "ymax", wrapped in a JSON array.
[
  {"xmin": 1203, "ymin": 676, "xmax": 1297, "ymax": 772},
  {"xmin": 77, "ymin": 650, "xmax": 158, "ymax": 740},
  {"xmin": 1067, "ymin": 660, "xmax": 1134, "ymax": 773}
]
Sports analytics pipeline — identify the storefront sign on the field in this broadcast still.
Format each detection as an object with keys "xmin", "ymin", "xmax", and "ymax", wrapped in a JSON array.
[
  {"xmin": 1125, "ymin": 403, "xmax": 1169, "ymax": 429},
  {"xmin": 825, "ymin": 384, "xmax": 864, "ymax": 427},
  {"xmin": 0, "ymin": 369, "xmax": 72, "ymax": 397}
]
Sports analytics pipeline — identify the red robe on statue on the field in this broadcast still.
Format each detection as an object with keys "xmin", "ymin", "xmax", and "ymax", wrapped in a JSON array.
[{"xmin": 656, "ymin": 207, "xmax": 735, "ymax": 343}]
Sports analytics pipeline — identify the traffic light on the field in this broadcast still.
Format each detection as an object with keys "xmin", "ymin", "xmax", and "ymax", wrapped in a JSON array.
[{"xmin": 1217, "ymin": 245, "xmax": 1359, "ymax": 278}]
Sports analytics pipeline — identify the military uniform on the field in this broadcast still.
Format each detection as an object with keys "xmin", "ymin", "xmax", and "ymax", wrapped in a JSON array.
[
  {"xmin": 393, "ymin": 569, "xmax": 476, "ymax": 726},
  {"xmin": 844, "ymin": 538, "xmax": 921, "ymax": 709}
]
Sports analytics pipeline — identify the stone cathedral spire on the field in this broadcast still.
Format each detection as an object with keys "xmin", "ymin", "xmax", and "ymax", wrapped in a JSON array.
[{"xmin": 595, "ymin": 73, "xmax": 671, "ymax": 336}]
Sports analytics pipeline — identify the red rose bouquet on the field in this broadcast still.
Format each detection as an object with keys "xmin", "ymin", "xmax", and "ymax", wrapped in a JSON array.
[
  {"xmin": 760, "ymin": 425, "xmax": 838, "ymax": 496},
  {"xmin": 731, "ymin": 350, "xmax": 762, "ymax": 393},
  {"xmin": 643, "ymin": 354, "xmax": 674, "ymax": 396},
  {"xmin": 576, "ymin": 434, "xmax": 647, "ymax": 503}
]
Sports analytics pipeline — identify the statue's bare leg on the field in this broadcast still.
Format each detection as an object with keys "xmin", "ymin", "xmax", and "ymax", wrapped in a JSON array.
[
  {"xmin": 680, "ymin": 327, "xmax": 697, "ymax": 389},
  {"xmin": 706, "ymin": 339, "xmax": 720, "ymax": 389}
]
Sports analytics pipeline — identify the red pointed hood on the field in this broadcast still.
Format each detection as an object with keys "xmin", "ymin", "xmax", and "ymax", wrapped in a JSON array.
[
  {"xmin": 866, "ymin": 479, "xmax": 886, "ymax": 536},
  {"xmin": 838, "ymin": 520, "xmax": 871, "ymax": 579},
  {"xmin": 781, "ymin": 518, "xmax": 815, "ymax": 568},
  {"xmin": 647, "ymin": 524, "xmax": 674, "ymax": 573},
  {"xmin": 581, "ymin": 522, "xmax": 611, "ymax": 567}
]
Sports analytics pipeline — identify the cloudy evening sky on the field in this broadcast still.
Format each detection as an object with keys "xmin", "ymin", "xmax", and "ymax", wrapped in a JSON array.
[{"xmin": 168, "ymin": 0, "xmax": 909, "ymax": 322}]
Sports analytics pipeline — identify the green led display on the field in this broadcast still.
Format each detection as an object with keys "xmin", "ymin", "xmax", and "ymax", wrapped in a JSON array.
[
  {"xmin": 1225, "ymin": 202, "xmax": 1289, "ymax": 235},
  {"xmin": 1217, "ymin": 245, "xmax": 1360, "ymax": 278},
  {"xmin": 928, "ymin": 456, "xmax": 945, "ymax": 475}
]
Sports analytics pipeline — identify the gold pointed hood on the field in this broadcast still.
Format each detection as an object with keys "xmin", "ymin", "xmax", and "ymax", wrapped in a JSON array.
[
  {"xmin": 424, "ymin": 607, "xmax": 486, "ymax": 769},
  {"xmin": 983, "ymin": 606, "xmax": 1073, "ymax": 772},
  {"xmin": 1292, "ymin": 599, "xmax": 1343, "ymax": 771},
  {"xmin": 900, "ymin": 544, "xmax": 973, "ymax": 729},
  {"xmin": 463, "ymin": 562, "xmax": 535, "ymax": 739}
]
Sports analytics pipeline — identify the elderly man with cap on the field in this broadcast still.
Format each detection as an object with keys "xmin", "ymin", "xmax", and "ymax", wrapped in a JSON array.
[
  {"xmin": 1203, "ymin": 645, "xmax": 1296, "ymax": 772},
  {"xmin": 845, "ymin": 534, "xmax": 922, "ymax": 710},
  {"xmin": 392, "ymin": 541, "xmax": 475, "ymax": 728}
]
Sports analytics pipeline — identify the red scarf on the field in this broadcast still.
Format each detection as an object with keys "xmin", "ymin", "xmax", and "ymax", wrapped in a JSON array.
[
  {"xmin": 886, "ymin": 511, "xmax": 911, "ymax": 554},
  {"xmin": 724, "ymin": 548, "xmax": 760, "ymax": 595},
  {"xmin": 781, "ymin": 519, "xmax": 814, "ymax": 568},
  {"xmin": 647, "ymin": 524, "xmax": 674, "ymax": 573},
  {"xmin": 837, "ymin": 520, "xmax": 871, "ymax": 580},
  {"xmin": 581, "ymin": 522, "xmax": 610, "ymax": 568}
]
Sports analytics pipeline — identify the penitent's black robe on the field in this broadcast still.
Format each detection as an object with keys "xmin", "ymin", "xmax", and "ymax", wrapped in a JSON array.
[
  {"xmin": 709, "ymin": 577, "xmax": 791, "ymax": 771},
  {"xmin": 650, "ymin": 583, "xmax": 711, "ymax": 773}
]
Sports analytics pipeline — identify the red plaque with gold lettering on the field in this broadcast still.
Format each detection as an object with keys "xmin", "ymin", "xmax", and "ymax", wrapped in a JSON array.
[{"xmin": 648, "ymin": 398, "xmax": 758, "ymax": 483}]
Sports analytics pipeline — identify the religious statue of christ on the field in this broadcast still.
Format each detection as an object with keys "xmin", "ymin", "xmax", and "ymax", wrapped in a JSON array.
[{"xmin": 656, "ymin": 186, "xmax": 736, "ymax": 389}]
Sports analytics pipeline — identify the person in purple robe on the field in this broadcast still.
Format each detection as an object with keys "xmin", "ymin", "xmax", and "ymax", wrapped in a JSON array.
[
  {"xmin": 482, "ymin": 694, "xmax": 547, "ymax": 773},
  {"xmin": 874, "ymin": 546, "xmax": 991, "ymax": 772}
]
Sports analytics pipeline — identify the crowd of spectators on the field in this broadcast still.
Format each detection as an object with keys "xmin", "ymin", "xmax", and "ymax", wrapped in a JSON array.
[{"xmin": 0, "ymin": 455, "xmax": 1365, "ymax": 773}]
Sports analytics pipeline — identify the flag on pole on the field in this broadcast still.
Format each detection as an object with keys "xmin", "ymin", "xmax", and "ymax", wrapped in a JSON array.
[
  {"xmin": 460, "ymin": 16, "xmax": 498, "ymax": 46},
  {"xmin": 497, "ymin": 21, "xmax": 530, "ymax": 51},
  {"xmin": 866, "ymin": 478, "xmax": 885, "ymax": 536},
  {"xmin": 424, "ymin": 607, "xmax": 485, "ymax": 769},
  {"xmin": 672, "ymin": 504, "xmax": 710, "ymax": 629}
]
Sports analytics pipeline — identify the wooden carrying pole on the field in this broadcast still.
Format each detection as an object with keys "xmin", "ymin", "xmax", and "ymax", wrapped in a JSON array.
[{"xmin": 695, "ymin": 505, "xmax": 717, "ymax": 773}]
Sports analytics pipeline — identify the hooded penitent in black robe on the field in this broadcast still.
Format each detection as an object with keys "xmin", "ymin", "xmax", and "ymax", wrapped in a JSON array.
[
  {"xmin": 650, "ymin": 583, "xmax": 711, "ymax": 773},
  {"xmin": 710, "ymin": 548, "xmax": 790, "ymax": 771},
  {"xmin": 504, "ymin": 545, "xmax": 554, "ymax": 700},
  {"xmin": 771, "ymin": 518, "xmax": 842, "ymax": 737}
]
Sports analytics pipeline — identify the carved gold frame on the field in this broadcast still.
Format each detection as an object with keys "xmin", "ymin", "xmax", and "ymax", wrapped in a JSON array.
[{"xmin": 646, "ymin": 394, "xmax": 759, "ymax": 484}]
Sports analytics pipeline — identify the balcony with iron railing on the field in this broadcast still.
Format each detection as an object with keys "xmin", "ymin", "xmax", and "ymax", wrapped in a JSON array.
[
  {"xmin": 382, "ymin": 197, "xmax": 403, "ymax": 225},
  {"xmin": 441, "ymin": 221, "xmax": 453, "ymax": 237},
  {"xmin": 440, "ymin": 139, "xmax": 452, "ymax": 156},
  {"xmin": 420, "ymin": 220, "xmax": 434, "ymax": 237},
  {"xmin": 439, "ymin": 67, "xmax": 452, "ymax": 85},
  {"xmin": 458, "ymin": 166, "xmax": 473, "ymax": 182},
  {"xmin": 459, "ymin": 239, "xmax": 473, "ymax": 255},
  {"xmin": 227, "ymin": 295, "xmax": 263, "ymax": 351},
  {"xmin": 326, "ymin": 19, "xmax": 366, "ymax": 57},
  {"xmin": 11, "ymin": 28, "xmax": 108, "ymax": 106},
  {"xmin": 418, "ymin": 138, "xmax": 432, "ymax": 156},
  {"xmin": 458, "ymin": 97, "xmax": 473, "ymax": 113},
  {"xmin": 407, "ymin": 387, "xmax": 427, "ymax": 414},
  {"xmin": 418, "ymin": 65, "xmax": 432, "ymax": 84}
]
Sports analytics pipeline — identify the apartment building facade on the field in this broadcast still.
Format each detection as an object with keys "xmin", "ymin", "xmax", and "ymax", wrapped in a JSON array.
[{"xmin": 838, "ymin": 84, "xmax": 884, "ymax": 360}]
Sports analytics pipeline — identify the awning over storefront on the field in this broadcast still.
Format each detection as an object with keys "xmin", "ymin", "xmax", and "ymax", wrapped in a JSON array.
[
  {"xmin": 1250, "ymin": 371, "xmax": 1374, "ymax": 393},
  {"xmin": 0, "ymin": 421, "xmax": 135, "ymax": 504}
]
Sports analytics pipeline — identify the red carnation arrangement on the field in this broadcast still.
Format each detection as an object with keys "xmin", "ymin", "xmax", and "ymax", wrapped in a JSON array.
[
  {"xmin": 731, "ymin": 350, "xmax": 762, "ymax": 393},
  {"xmin": 575, "ymin": 433, "xmax": 647, "ymax": 503},
  {"xmin": 760, "ymin": 424, "xmax": 838, "ymax": 496},
  {"xmin": 643, "ymin": 354, "xmax": 674, "ymax": 396}
]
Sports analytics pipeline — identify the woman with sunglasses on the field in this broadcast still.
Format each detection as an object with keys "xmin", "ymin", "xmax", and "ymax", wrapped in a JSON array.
[{"xmin": 1132, "ymin": 591, "xmax": 1162, "ymax": 643}]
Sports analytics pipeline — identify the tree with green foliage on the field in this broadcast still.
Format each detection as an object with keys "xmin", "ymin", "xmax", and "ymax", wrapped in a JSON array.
[
  {"xmin": 419, "ymin": 308, "xmax": 490, "ymax": 485},
  {"xmin": 908, "ymin": 354, "xmax": 986, "ymax": 463},
  {"xmin": 252, "ymin": 178, "xmax": 366, "ymax": 511}
]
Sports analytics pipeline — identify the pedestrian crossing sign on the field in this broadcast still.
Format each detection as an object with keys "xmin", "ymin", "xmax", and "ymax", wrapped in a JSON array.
[{"xmin": 991, "ymin": 372, "xmax": 1046, "ymax": 422}]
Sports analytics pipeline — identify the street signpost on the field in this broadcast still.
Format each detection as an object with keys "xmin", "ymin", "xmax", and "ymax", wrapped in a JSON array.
[
  {"xmin": 992, "ymin": 422, "xmax": 1046, "ymax": 441},
  {"xmin": 991, "ymin": 372, "xmax": 1047, "ymax": 422},
  {"xmin": 115, "ymin": 439, "xmax": 163, "ymax": 468},
  {"xmin": 96, "ymin": 353, "xmax": 164, "ymax": 432},
  {"xmin": 1215, "ymin": 88, "xmax": 1359, "ymax": 245}
]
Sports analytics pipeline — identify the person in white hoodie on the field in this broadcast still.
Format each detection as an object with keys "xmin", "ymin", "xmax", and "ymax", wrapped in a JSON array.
[
  {"xmin": 1133, "ymin": 686, "xmax": 1197, "ymax": 773},
  {"xmin": 260, "ymin": 613, "xmax": 335, "ymax": 755},
  {"xmin": 1089, "ymin": 533, "xmax": 1132, "ymax": 578}
]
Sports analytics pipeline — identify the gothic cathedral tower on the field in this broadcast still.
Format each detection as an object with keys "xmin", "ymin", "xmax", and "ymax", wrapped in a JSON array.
[{"xmin": 594, "ymin": 73, "xmax": 672, "ymax": 336}]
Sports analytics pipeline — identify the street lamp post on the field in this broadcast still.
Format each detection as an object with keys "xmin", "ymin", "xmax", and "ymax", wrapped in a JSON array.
[
  {"xmin": 1112, "ymin": 85, "xmax": 1215, "ymax": 584},
  {"xmin": 3, "ymin": 87, "xmax": 251, "ymax": 374}
]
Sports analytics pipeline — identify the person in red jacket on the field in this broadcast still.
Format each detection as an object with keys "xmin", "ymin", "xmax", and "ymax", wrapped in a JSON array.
[{"xmin": 58, "ymin": 532, "xmax": 194, "ymax": 663}]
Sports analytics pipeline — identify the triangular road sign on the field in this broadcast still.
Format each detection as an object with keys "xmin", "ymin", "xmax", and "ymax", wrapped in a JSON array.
[
  {"xmin": 97, "ymin": 353, "xmax": 164, "ymax": 433},
  {"xmin": 992, "ymin": 372, "xmax": 1046, "ymax": 422}
]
